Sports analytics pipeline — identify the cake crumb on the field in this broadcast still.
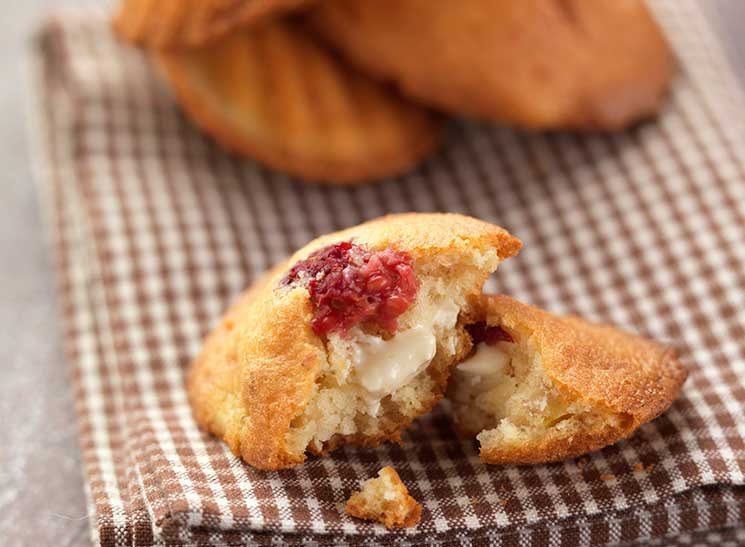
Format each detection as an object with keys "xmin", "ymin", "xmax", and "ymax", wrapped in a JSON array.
[
  {"xmin": 600, "ymin": 473, "xmax": 615, "ymax": 482},
  {"xmin": 345, "ymin": 467, "xmax": 422, "ymax": 529}
]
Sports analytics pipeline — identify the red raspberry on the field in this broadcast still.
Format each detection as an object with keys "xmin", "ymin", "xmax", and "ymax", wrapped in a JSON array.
[
  {"xmin": 466, "ymin": 322, "xmax": 514, "ymax": 345},
  {"xmin": 282, "ymin": 242, "xmax": 419, "ymax": 336}
]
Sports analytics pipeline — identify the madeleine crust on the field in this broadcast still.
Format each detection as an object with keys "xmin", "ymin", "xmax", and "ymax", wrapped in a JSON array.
[
  {"xmin": 474, "ymin": 295, "xmax": 687, "ymax": 464},
  {"xmin": 287, "ymin": 212, "xmax": 522, "ymax": 265},
  {"xmin": 187, "ymin": 261, "xmax": 290, "ymax": 457},
  {"xmin": 156, "ymin": 19, "xmax": 443, "ymax": 185},
  {"xmin": 310, "ymin": 0, "xmax": 675, "ymax": 130},
  {"xmin": 188, "ymin": 214, "xmax": 521, "ymax": 469},
  {"xmin": 113, "ymin": 0, "xmax": 316, "ymax": 49}
]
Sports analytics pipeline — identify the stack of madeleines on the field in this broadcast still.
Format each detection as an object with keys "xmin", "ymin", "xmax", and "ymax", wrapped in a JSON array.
[{"xmin": 113, "ymin": 0, "xmax": 676, "ymax": 185}]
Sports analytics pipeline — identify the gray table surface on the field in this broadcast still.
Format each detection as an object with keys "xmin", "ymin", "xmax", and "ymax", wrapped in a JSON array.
[{"xmin": 0, "ymin": 2, "xmax": 743, "ymax": 546}]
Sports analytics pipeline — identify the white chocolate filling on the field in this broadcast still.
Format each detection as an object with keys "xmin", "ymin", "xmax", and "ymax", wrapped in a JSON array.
[
  {"xmin": 345, "ymin": 299, "xmax": 460, "ymax": 413},
  {"xmin": 455, "ymin": 343, "xmax": 511, "ymax": 391},
  {"xmin": 320, "ymin": 298, "xmax": 461, "ymax": 417},
  {"xmin": 351, "ymin": 325, "xmax": 437, "ymax": 400}
]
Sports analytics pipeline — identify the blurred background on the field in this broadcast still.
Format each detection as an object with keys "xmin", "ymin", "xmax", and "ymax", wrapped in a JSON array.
[{"xmin": 0, "ymin": 1, "xmax": 743, "ymax": 546}]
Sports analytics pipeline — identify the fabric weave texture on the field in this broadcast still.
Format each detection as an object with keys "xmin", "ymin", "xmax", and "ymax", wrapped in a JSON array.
[{"xmin": 29, "ymin": 2, "xmax": 745, "ymax": 545}]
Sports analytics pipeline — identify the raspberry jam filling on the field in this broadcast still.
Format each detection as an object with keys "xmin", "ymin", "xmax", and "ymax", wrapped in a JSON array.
[
  {"xmin": 282, "ymin": 241, "xmax": 419, "ymax": 336},
  {"xmin": 466, "ymin": 322, "xmax": 514, "ymax": 345}
]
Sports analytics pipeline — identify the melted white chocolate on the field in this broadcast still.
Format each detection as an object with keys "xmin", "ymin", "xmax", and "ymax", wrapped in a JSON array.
[
  {"xmin": 344, "ymin": 300, "xmax": 460, "ymax": 412},
  {"xmin": 353, "ymin": 325, "xmax": 438, "ymax": 399},
  {"xmin": 455, "ymin": 343, "xmax": 511, "ymax": 390}
]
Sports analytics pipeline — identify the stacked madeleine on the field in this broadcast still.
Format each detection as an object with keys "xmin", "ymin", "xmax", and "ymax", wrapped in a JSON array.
[{"xmin": 113, "ymin": 0, "xmax": 676, "ymax": 185}]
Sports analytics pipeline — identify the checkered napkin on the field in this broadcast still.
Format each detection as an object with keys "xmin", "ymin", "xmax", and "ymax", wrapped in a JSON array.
[{"xmin": 28, "ymin": 1, "xmax": 745, "ymax": 545}]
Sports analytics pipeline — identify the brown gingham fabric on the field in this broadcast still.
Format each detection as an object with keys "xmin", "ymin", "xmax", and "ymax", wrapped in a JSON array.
[{"xmin": 28, "ymin": 1, "xmax": 745, "ymax": 545}]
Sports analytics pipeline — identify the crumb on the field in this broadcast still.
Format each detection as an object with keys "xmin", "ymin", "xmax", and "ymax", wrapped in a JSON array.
[
  {"xmin": 633, "ymin": 463, "xmax": 645, "ymax": 473},
  {"xmin": 600, "ymin": 474, "xmax": 615, "ymax": 482},
  {"xmin": 345, "ymin": 467, "xmax": 422, "ymax": 528},
  {"xmin": 498, "ymin": 498, "xmax": 508, "ymax": 507}
]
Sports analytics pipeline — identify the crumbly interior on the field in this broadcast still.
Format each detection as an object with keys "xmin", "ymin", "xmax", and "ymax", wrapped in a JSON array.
[
  {"xmin": 450, "ymin": 327, "xmax": 622, "ymax": 452},
  {"xmin": 345, "ymin": 466, "xmax": 421, "ymax": 528},
  {"xmin": 284, "ymin": 248, "xmax": 499, "ymax": 456}
]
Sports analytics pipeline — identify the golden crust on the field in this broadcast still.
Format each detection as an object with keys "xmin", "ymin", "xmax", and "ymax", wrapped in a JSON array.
[
  {"xmin": 480, "ymin": 424, "xmax": 636, "ymax": 466},
  {"xmin": 156, "ymin": 19, "xmax": 443, "ymax": 185},
  {"xmin": 287, "ymin": 212, "xmax": 522, "ymax": 265},
  {"xmin": 187, "ymin": 262, "xmax": 290, "ymax": 457},
  {"xmin": 474, "ymin": 295, "xmax": 687, "ymax": 464},
  {"xmin": 309, "ymin": 0, "xmax": 675, "ymax": 130},
  {"xmin": 345, "ymin": 467, "xmax": 422, "ymax": 529},
  {"xmin": 113, "ymin": 0, "xmax": 316, "ymax": 49},
  {"xmin": 187, "ymin": 214, "xmax": 521, "ymax": 470}
]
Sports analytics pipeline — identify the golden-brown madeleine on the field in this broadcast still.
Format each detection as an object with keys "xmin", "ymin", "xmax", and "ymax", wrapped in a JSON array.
[
  {"xmin": 345, "ymin": 467, "xmax": 422, "ymax": 528},
  {"xmin": 188, "ymin": 213, "xmax": 521, "ymax": 469},
  {"xmin": 309, "ymin": 0, "xmax": 676, "ymax": 130},
  {"xmin": 113, "ymin": 0, "xmax": 316, "ymax": 49},
  {"xmin": 449, "ymin": 295, "xmax": 687, "ymax": 464},
  {"xmin": 156, "ymin": 19, "xmax": 443, "ymax": 185}
]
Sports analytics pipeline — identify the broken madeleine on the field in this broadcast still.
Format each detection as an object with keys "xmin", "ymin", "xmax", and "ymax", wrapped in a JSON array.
[
  {"xmin": 449, "ymin": 295, "xmax": 687, "ymax": 464},
  {"xmin": 156, "ymin": 19, "xmax": 443, "ymax": 184},
  {"xmin": 188, "ymin": 213, "xmax": 521, "ymax": 470},
  {"xmin": 346, "ymin": 467, "xmax": 422, "ymax": 528},
  {"xmin": 309, "ymin": 0, "xmax": 675, "ymax": 130}
]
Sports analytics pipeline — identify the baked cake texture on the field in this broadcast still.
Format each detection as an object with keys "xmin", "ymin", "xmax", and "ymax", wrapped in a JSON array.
[
  {"xmin": 345, "ymin": 466, "xmax": 422, "ymax": 528},
  {"xmin": 449, "ymin": 295, "xmax": 687, "ymax": 464}
]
